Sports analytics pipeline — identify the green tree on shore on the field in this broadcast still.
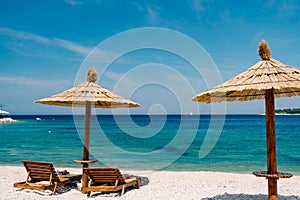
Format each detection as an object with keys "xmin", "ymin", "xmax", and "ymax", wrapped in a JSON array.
[{"xmin": 275, "ymin": 108, "xmax": 300, "ymax": 114}]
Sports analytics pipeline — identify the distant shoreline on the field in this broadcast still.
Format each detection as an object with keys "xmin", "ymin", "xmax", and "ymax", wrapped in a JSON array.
[
  {"xmin": 275, "ymin": 113, "xmax": 300, "ymax": 116},
  {"xmin": 275, "ymin": 108, "xmax": 300, "ymax": 115},
  {"xmin": 0, "ymin": 117, "xmax": 18, "ymax": 124}
]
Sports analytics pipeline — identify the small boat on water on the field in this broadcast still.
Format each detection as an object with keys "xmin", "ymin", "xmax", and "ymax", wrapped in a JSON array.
[
  {"xmin": 0, "ymin": 109, "xmax": 9, "ymax": 116},
  {"xmin": 0, "ymin": 109, "xmax": 17, "ymax": 124}
]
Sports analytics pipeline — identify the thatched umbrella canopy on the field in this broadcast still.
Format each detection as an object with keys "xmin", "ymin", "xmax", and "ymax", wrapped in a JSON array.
[
  {"xmin": 192, "ymin": 40, "xmax": 300, "ymax": 200},
  {"xmin": 35, "ymin": 68, "xmax": 140, "ymax": 191},
  {"xmin": 193, "ymin": 41, "xmax": 300, "ymax": 103},
  {"xmin": 35, "ymin": 69, "xmax": 139, "ymax": 108}
]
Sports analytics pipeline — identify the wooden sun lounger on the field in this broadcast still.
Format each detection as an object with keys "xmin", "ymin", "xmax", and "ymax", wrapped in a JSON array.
[
  {"xmin": 82, "ymin": 168, "xmax": 140, "ymax": 197},
  {"xmin": 13, "ymin": 160, "xmax": 81, "ymax": 195}
]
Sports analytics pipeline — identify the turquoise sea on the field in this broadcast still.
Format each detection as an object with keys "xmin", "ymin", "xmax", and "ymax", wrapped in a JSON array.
[{"xmin": 0, "ymin": 115, "xmax": 299, "ymax": 175}]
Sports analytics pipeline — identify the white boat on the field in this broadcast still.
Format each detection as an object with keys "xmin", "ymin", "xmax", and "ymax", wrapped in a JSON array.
[{"xmin": 0, "ymin": 109, "xmax": 9, "ymax": 116}]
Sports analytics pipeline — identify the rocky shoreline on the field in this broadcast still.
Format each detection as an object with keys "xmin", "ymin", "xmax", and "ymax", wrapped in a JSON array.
[{"xmin": 0, "ymin": 117, "xmax": 18, "ymax": 124}]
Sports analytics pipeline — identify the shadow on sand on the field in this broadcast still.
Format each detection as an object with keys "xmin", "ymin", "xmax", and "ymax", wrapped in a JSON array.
[
  {"xmin": 202, "ymin": 193, "xmax": 300, "ymax": 200},
  {"xmin": 15, "ymin": 182, "xmax": 77, "ymax": 196},
  {"xmin": 89, "ymin": 175, "xmax": 149, "ymax": 198}
]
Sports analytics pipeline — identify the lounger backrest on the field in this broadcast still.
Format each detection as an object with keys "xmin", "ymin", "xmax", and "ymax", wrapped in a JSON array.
[
  {"xmin": 84, "ymin": 168, "xmax": 126, "ymax": 185},
  {"xmin": 22, "ymin": 160, "xmax": 60, "ymax": 183}
]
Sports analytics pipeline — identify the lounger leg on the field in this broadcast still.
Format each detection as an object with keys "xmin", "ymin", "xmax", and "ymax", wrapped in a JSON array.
[
  {"xmin": 87, "ymin": 191, "xmax": 91, "ymax": 197},
  {"xmin": 121, "ymin": 185, "xmax": 125, "ymax": 196},
  {"xmin": 52, "ymin": 183, "xmax": 58, "ymax": 195}
]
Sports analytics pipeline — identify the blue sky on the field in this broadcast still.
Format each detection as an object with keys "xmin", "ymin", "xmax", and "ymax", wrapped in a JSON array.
[{"xmin": 1, "ymin": 0, "xmax": 300, "ymax": 115}]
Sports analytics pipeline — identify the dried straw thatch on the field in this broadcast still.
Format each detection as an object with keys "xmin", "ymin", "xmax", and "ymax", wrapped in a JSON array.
[
  {"xmin": 258, "ymin": 39, "xmax": 271, "ymax": 60},
  {"xmin": 86, "ymin": 68, "xmax": 98, "ymax": 83},
  {"xmin": 192, "ymin": 40, "xmax": 299, "ymax": 200},
  {"xmin": 192, "ymin": 40, "xmax": 300, "ymax": 103},
  {"xmin": 35, "ymin": 68, "xmax": 140, "ymax": 108},
  {"xmin": 35, "ymin": 68, "xmax": 139, "ymax": 190}
]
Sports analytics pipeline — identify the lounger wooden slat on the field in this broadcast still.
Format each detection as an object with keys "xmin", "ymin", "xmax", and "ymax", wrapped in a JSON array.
[
  {"xmin": 13, "ymin": 160, "xmax": 82, "ymax": 195},
  {"xmin": 82, "ymin": 168, "xmax": 140, "ymax": 197}
]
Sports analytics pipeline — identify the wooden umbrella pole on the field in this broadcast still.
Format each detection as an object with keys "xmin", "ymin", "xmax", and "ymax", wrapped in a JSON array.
[
  {"xmin": 82, "ymin": 101, "xmax": 92, "ymax": 192},
  {"xmin": 265, "ymin": 89, "xmax": 278, "ymax": 200},
  {"xmin": 83, "ymin": 101, "xmax": 92, "ymax": 161}
]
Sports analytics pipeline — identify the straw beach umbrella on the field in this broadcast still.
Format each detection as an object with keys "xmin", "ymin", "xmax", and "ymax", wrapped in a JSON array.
[
  {"xmin": 35, "ymin": 68, "xmax": 140, "ymax": 191},
  {"xmin": 192, "ymin": 40, "xmax": 300, "ymax": 200}
]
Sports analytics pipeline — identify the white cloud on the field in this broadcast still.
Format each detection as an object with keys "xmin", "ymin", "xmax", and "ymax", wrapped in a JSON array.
[
  {"xmin": 102, "ymin": 71, "xmax": 137, "ymax": 92},
  {"xmin": 132, "ymin": 2, "xmax": 164, "ymax": 26},
  {"xmin": 104, "ymin": 71, "xmax": 123, "ymax": 82},
  {"xmin": 65, "ymin": 0, "xmax": 83, "ymax": 6},
  {"xmin": 53, "ymin": 38, "xmax": 91, "ymax": 56},
  {"xmin": 0, "ymin": 27, "xmax": 90, "ymax": 56},
  {"xmin": 0, "ymin": 27, "xmax": 122, "ymax": 61},
  {"xmin": 264, "ymin": 0, "xmax": 299, "ymax": 18},
  {"xmin": 192, "ymin": 0, "xmax": 205, "ymax": 13},
  {"xmin": 65, "ymin": 0, "xmax": 102, "ymax": 6},
  {"xmin": 132, "ymin": 1, "xmax": 144, "ymax": 12},
  {"xmin": 146, "ymin": 4, "xmax": 160, "ymax": 26},
  {"xmin": 0, "ymin": 27, "xmax": 50, "ymax": 44},
  {"xmin": 0, "ymin": 75, "xmax": 71, "ymax": 89},
  {"xmin": 191, "ymin": 0, "xmax": 215, "ymax": 13}
]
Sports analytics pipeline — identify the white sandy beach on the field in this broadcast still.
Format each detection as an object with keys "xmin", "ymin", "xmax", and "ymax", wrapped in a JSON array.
[{"xmin": 1, "ymin": 166, "xmax": 299, "ymax": 200}]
